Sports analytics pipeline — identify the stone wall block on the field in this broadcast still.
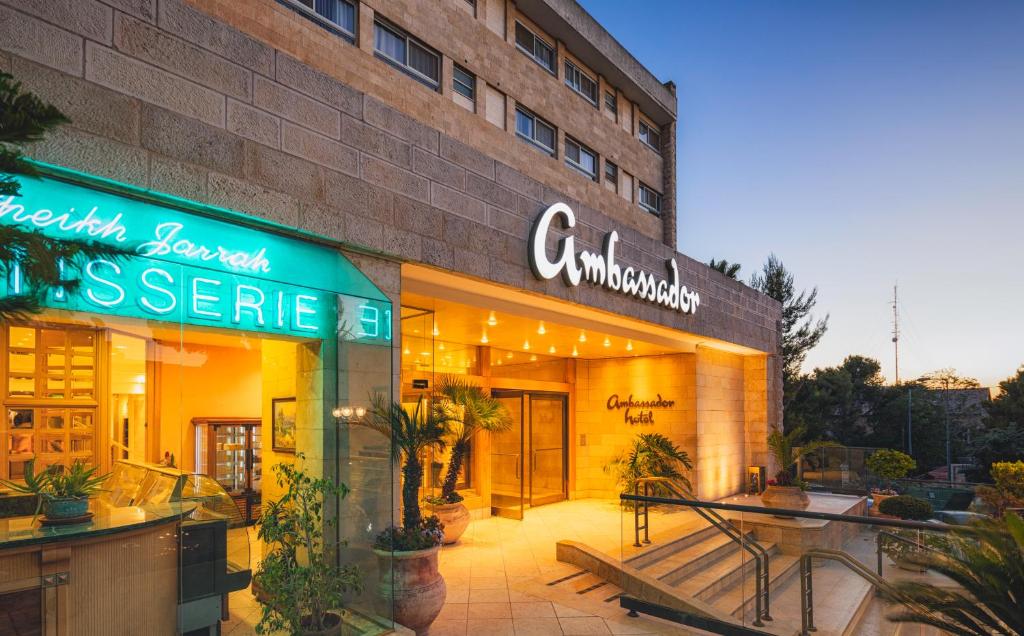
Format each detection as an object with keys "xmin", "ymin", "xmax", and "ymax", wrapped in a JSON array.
[
  {"xmin": 0, "ymin": 4, "xmax": 83, "ymax": 75},
  {"xmin": 298, "ymin": 201, "xmax": 345, "ymax": 242},
  {"xmin": 226, "ymin": 98, "xmax": 281, "ymax": 148},
  {"xmin": 149, "ymin": 155, "xmax": 207, "ymax": 201},
  {"xmin": 487, "ymin": 206, "xmax": 529, "ymax": 238},
  {"xmin": 420, "ymin": 237, "xmax": 456, "ymax": 270},
  {"xmin": 276, "ymin": 52, "xmax": 362, "ymax": 117},
  {"xmin": 341, "ymin": 115, "xmax": 411, "ymax": 169},
  {"xmin": 363, "ymin": 95, "xmax": 439, "ymax": 154},
  {"xmin": 381, "ymin": 225, "xmax": 422, "ymax": 261},
  {"xmin": 243, "ymin": 142, "xmax": 324, "ymax": 202},
  {"xmin": 342, "ymin": 212, "xmax": 385, "ymax": 252},
  {"xmin": 113, "ymin": 13, "xmax": 252, "ymax": 101},
  {"xmin": 360, "ymin": 154, "xmax": 429, "ymax": 203},
  {"xmin": 412, "ymin": 148, "xmax": 466, "ymax": 191},
  {"xmin": 465, "ymin": 172, "xmax": 517, "ymax": 211},
  {"xmin": 439, "ymin": 134, "xmax": 495, "ymax": 179},
  {"xmin": 254, "ymin": 75, "xmax": 340, "ymax": 138},
  {"xmin": 393, "ymin": 195, "xmax": 444, "ymax": 240},
  {"xmin": 5, "ymin": 0, "xmax": 112, "ymax": 44},
  {"xmin": 86, "ymin": 43, "xmax": 225, "ymax": 127},
  {"xmin": 102, "ymin": 0, "xmax": 156, "ymax": 23},
  {"xmin": 140, "ymin": 105, "xmax": 244, "ymax": 176},
  {"xmin": 432, "ymin": 183, "xmax": 487, "ymax": 224},
  {"xmin": 281, "ymin": 121, "xmax": 359, "ymax": 176},
  {"xmin": 27, "ymin": 127, "xmax": 147, "ymax": 187},
  {"xmin": 158, "ymin": 0, "xmax": 274, "ymax": 76},
  {"xmin": 207, "ymin": 172, "xmax": 299, "ymax": 226},
  {"xmin": 495, "ymin": 162, "xmax": 543, "ymax": 200},
  {"xmin": 12, "ymin": 57, "xmax": 140, "ymax": 145}
]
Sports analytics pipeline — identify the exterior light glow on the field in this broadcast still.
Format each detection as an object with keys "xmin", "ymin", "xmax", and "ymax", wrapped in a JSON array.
[
  {"xmin": 403, "ymin": 347, "xmax": 410, "ymax": 355},
  {"xmin": 432, "ymin": 325, "xmax": 439, "ymax": 336},
  {"xmin": 548, "ymin": 345, "xmax": 556, "ymax": 354},
  {"xmin": 603, "ymin": 336, "xmax": 611, "ymax": 348},
  {"xmin": 571, "ymin": 345, "xmax": 579, "ymax": 357},
  {"xmin": 523, "ymin": 339, "xmax": 530, "ymax": 350},
  {"xmin": 487, "ymin": 311, "xmax": 497, "ymax": 326},
  {"xmin": 626, "ymin": 340, "xmax": 633, "ymax": 352},
  {"xmin": 480, "ymin": 331, "xmax": 489, "ymax": 344},
  {"xmin": 354, "ymin": 407, "xmax": 366, "ymax": 418},
  {"xmin": 332, "ymin": 407, "xmax": 343, "ymax": 418},
  {"xmin": 438, "ymin": 342, "xmax": 445, "ymax": 351},
  {"xmin": 579, "ymin": 331, "xmax": 587, "ymax": 342},
  {"xmin": 537, "ymin": 321, "xmax": 546, "ymax": 335}
]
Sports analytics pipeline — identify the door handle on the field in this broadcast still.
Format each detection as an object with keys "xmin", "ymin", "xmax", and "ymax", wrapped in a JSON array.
[{"xmin": 515, "ymin": 454, "xmax": 521, "ymax": 480}]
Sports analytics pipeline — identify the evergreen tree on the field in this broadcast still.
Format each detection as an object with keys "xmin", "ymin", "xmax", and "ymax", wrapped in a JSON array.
[
  {"xmin": 0, "ymin": 71, "xmax": 128, "ymax": 321},
  {"xmin": 986, "ymin": 366, "xmax": 1024, "ymax": 429}
]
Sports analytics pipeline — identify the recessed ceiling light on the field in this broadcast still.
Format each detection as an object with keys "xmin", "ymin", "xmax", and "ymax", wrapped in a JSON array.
[
  {"xmin": 529, "ymin": 354, "xmax": 537, "ymax": 361},
  {"xmin": 571, "ymin": 346, "xmax": 579, "ymax": 357},
  {"xmin": 438, "ymin": 343, "xmax": 445, "ymax": 351},
  {"xmin": 487, "ymin": 311, "xmax": 497, "ymax": 326},
  {"xmin": 548, "ymin": 345, "xmax": 556, "ymax": 354},
  {"xmin": 523, "ymin": 339, "xmax": 530, "ymax": 350},
  {"xmin": 480, "ymin": 331, "xmax": 489, "ymax": 344},
  {"xmin": 496, "ymin": 359, "xmax": 503, "ymax": 365},
  {"xmin": 403, "ymin": 347, "xmax": 410, "ymax": 355},
  {"xmin": 537, "ymin": 321, "xmax": 546, "ymax": 335},
  {"xmin": 432, "ymin": 325, "xmax": 439, "ymax": 337},
  {"xmin": 579, "ymin": 331, "xmax": 587, "ymax": 343},
  {"xmin": 603, "ymin": 337, "xmax": 611, "ymax": 348},
  {"xmin": 626, "ymin": 340, "xmax": 633, "ymax": 352},
  {"xmin": 506, "ymin": 351, "xmax": 513, "ymax": 359}
]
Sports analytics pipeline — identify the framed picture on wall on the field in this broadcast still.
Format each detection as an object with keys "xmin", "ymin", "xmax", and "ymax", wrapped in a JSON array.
[{"xmin": 272, "ymin": 397, "xmax": 297, "ymax": 453}]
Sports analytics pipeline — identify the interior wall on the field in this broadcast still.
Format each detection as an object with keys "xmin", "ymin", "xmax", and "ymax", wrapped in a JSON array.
[
  {"xmin": 695, "ymin": 347, "xmax": 747, "ymax": 500},
  {"xmin": 261, "ymin": 339, "xmax": 298, "ymax": 507},
  {"xmin": 574, "ymin": 353, "xmax": 697, "ymax": 498},
  {"xmin": 156, "ymin": 341, "xmax": 262, "ymax": 473}
]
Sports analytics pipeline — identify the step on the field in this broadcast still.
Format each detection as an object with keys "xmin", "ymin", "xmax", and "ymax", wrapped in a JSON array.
[
  {"xmin": 711, "ymin": 552, "xmax": 801, "ymax": 620},
  {"xmin": 624, "ymin": 522, "xmax": 718, "ymax": 570},
  {"xmin": 758, "ymin": 556, "xmax": 876, "ymax": 636},
  {"xmin": 670, "ymin": 541, "xmax": 779, "ymax": 602},
  {"xmin": 637, "ymin": 531, "xmax": 746, "ymax": 582}
]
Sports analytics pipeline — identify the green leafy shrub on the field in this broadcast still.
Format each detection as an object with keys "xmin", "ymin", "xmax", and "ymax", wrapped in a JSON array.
[
  {"xmin": 978, "ymin": 460, "xmax": 1024, "ymax": 516},
  {"xmin": 605, "ymin": 432, "xmax": 692, "ymax": 496},
  {"xmin": 866, "ymin": 449, "xmax": 916, "ymax": 490},
  {"xmin": 879, "ymin": 495, "xmax": 933, "ymax": 521},
  {"xmin": 372, "ymin": 517, "xmax": 445, "ymax": 552},
  {"xmin": 767, "ymin": 427, "xmax": 837, "ymax": 488},
  {"xmin": 255, "ymin": 457, "xmax": 361, "ymax": 635}
]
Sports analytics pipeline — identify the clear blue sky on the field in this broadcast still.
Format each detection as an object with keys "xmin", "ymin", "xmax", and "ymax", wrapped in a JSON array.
[{"xmin": 579, "ymin": 0, "xmax": 1024, "ymax": 387}]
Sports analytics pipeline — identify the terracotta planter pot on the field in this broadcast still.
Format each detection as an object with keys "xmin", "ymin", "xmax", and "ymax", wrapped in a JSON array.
[
  {"xmin": 761, "ymin": 485, "xmax": 810, "ymax": 516},
  {"xmin": 871, "ymin": 493, "xmax": 895, "ymax": 516},
  {"xmin": 430, "ymin": 502, "xmax": 470, "ymax": 545},
  {"xmin": 300, "ymin": 611, "xmax": 343, "ymax": 636},
  {"xmin": 374, "ymin": 546, "xmax": 445, "ymax": 634}
]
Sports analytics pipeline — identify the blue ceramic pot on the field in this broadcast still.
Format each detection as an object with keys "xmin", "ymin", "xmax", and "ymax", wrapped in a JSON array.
[{"xmin": 44, "ymin": 496, "xmax": 89, "ymax": 519}]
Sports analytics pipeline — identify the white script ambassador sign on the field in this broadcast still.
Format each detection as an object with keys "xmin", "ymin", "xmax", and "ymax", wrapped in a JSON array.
[{"xmin": 528, "ymin": 203, "xmax": 700, "ymax": 315}]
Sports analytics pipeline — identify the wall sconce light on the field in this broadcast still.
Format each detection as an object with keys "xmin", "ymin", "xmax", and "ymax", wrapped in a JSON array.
[{"xmin": 333, "ymin": 405, "xmax": 366, "ymax": 421}]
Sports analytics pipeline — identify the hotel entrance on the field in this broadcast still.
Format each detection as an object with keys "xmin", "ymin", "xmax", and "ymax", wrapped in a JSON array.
[{"xmin": 490, "ymin": 391, "xmax": 568, "ymax": 519}]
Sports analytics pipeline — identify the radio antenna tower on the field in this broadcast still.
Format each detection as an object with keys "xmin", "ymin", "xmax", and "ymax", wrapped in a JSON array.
[{"xmin": 892, "ymin": 284, "xmax": 900, "ymax": 385}]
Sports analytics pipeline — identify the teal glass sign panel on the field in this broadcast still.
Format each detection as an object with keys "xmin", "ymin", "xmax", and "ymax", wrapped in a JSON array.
[{"xmin": 1, "ymin": 170, "xmax": 390, "ymax": 341}]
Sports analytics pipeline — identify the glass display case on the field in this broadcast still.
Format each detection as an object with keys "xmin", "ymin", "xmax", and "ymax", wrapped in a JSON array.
[{"xmin": 194, "ymin": 418, "xmax": 262, "ymax": 525}]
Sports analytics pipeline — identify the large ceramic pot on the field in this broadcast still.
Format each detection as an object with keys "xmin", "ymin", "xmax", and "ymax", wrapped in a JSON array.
[
  {"xmin": 374, "ymin": 546, "xmax": 445, "ymax": 634},
  {"xmin": 870, "ymin": 492, "xmax": 895, "ymax": 517},
  {"xmin": 430, "ymin": 502, "xmax": 470, "ymax": 545},
  {"xmin": 300, "ymin": 611, "xmax": 343, "ymax": 636},
  {"xmin": 43, "ymin": 496, "xmax": 89, "ymax": 520},
  {"xmin": 761, "ymin": 485, "xmax": 810, "ymax": 515}
]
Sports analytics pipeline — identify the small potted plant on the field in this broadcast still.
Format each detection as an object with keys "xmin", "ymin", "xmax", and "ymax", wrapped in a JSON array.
[
  {"xmin": 427, "ymin": 375, "xmax": 511, "ymax": 544},
  {"xmin": 254, "ymin": 455, "xmax": 361, "ymax": 636},
  {"xmin": 866, "ymin": 449, "xmax": 916, "ymax": 515},
  {"xmin": 356, "ymin": 394, "xmax": 452, "ymax": 634},
  {"xmin": 762, "ymin": 427, "xmax": 837, "ymax": 513},
  {"xmin": 1, "ymin": 459, "xmax": 107, "ymax": 523}
]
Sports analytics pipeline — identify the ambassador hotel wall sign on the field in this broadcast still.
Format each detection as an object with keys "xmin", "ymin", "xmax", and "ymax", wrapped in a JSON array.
[{"xmin": 528, "ymin": 203, "xmax": 700, "ymax": 314}]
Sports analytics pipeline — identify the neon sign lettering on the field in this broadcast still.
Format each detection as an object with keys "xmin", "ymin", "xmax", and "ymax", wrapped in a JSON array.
[
  {"xmin": 138, "ymin": 222, "xmax": 271, "ymax": 274},
  {"xmin": 528, "ymin": 203, "xmax": 701, "ymax": 315}
]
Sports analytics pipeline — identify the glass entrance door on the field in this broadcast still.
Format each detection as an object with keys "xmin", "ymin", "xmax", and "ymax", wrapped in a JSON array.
[
  {"xmin": 529, "ymin": 395, "xmax": 567, "ymax": 506},
  {"xmin": 489, "ymin": 394, "xmax": 524, "ymax": 519},
  {"xmin": 489, "ymin": 392, "xmax": 567, "ymax": 517}
]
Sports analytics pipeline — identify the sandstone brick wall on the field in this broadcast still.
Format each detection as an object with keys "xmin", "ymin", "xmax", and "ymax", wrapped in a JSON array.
[{"xmin": 695, "ymin": 347, "xmax": 747, "ymax": 501}]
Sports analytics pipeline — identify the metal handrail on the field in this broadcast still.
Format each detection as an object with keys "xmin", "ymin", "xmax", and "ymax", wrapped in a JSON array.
[
  {"xmin": 632, "ymin": 477, "xmax": 772, "ymax": 626},
  {"xmin": 875, "ymin": 530, "xmax": 945, "ymax": 576},
  {"xmin": 798, "ymin": 546, "xmax": 949, "ymax": 636}
]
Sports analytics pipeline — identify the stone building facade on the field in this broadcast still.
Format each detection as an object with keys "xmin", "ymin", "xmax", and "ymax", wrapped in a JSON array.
[{"xmin": 0, "ymin": 0, "xmax": 782, "ymax": 503}]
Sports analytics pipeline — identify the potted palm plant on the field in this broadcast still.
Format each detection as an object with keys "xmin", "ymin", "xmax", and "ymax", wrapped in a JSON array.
[
  {"xmin": 254, "ymin": 456, "xmax": 361, "ymax": 636},
  {"xmin": 1, "ymin": 459, "xmax": 107, "ymax": 523},
  {"xmin": 427, "ymin": 375, "xmax": 511, "ymax": 544},
  {"xmin": 356, "ymin": 393, "xmax": 451, "ymax": 634},
  {"xmin": 762, "ymin": 427, "xmax": 836, "ymax": 513},
  {"xmin": 605, "ymin": 432, "xmax": 693, "ymax": 499}
]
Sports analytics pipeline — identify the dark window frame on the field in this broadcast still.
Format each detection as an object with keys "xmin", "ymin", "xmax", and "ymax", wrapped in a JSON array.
[
  {"xmin": 452, "ymin": 64, "xmax": 476, "ymax": 101},
  {"xmin": 638, "ymin": 119, "xmax": 662, "ymax": 153},
  {"xmin": 604, "ymin": 160, "xmax": 618, "ymax": 192},
  {"xmin": 604, "ymin": 91, "xmax": 618, "ymax": 115},
  {"xmin": 639, "ymin": 182, "xmax": 663, "ymax": 215},
  {"xmin": 374, "ymin": 18, "xmax": 441, "ymax": 91},
  {"xmin": 564, "ymin": 135, "xmax": 597, "ymax": 181},
  {"xmin": 281, "ymin": 0, "xmax": 357, "ymax": 41},
  {"xmin": 514, "ymin": 21, "xmax": 556, "ymax": 75},
  {"xmin": 515, "ymin": 106, "xmax": 556, "ymax": 157},
  {"xmin": 564, "ymin": 59, "xmax": 598, "ymax": 105}
]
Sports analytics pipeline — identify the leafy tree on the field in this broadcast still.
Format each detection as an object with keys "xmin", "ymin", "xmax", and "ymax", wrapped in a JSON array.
[
  {"xmin": 986, "ymin": 365, "xmax": 1024, "ymax": 429},
  {"xmin": 969, "ymin": 424, "xmax": 1024, "ymax": 482},
  {"xmin": 0, "ymin": 71, "xmax": 129, "ymax": 320},
  {"xmin": 708, "ymin": 258, "xmax": 741, "ymax": 280},
  {"xmin": 749, "ymin": 254, "xmax": 829, "ymax": 427}
]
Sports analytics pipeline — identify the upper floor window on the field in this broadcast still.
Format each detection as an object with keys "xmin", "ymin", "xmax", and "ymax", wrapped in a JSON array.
[
  {"xmin": 564, "ymin": 60, "xmax": 597, "ymax": 104},
  {"xmin": 639, "ymin": 182, "xmax": 662, "ymax": 215},
  {"xmin": 290, "ymin": 0, "xmax": 357, "ymax": 38},
  {"xmin": 453, "ymin": 64, "xmax": 475, "ymax": 101},
  {"xmin": 515, "ymin": 107, "xmax": 556, "ymax": 156},
  {"xmin": 604, "ymin": 91, "xmax": 617, "ymax": 115},
  {"xmin": 374, "ymin": 19, "xmax": 440, "ymax": 90},
  {"xmin": 604, "ymin": 160, "xmax": 618, "ymax": 193},
  {"xmin": 565, "ymin": 136, "xmax": 597, "ymax": 180},
  {"xmin": 638, "ymin": 119, "xmax": 661, "ymax": 153},
  {"xmin": 515, "ymin": 21, "xmax": 555, "ymax": 74}
]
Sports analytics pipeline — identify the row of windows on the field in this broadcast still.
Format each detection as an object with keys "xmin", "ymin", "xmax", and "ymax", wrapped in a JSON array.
[
  {"xmin": 515, "ymin": 106, "xmax": 662, "ymax": 215},
  {"xmin": 287, "ymin": 0, "xmax": 663, "ymax": 214}
]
